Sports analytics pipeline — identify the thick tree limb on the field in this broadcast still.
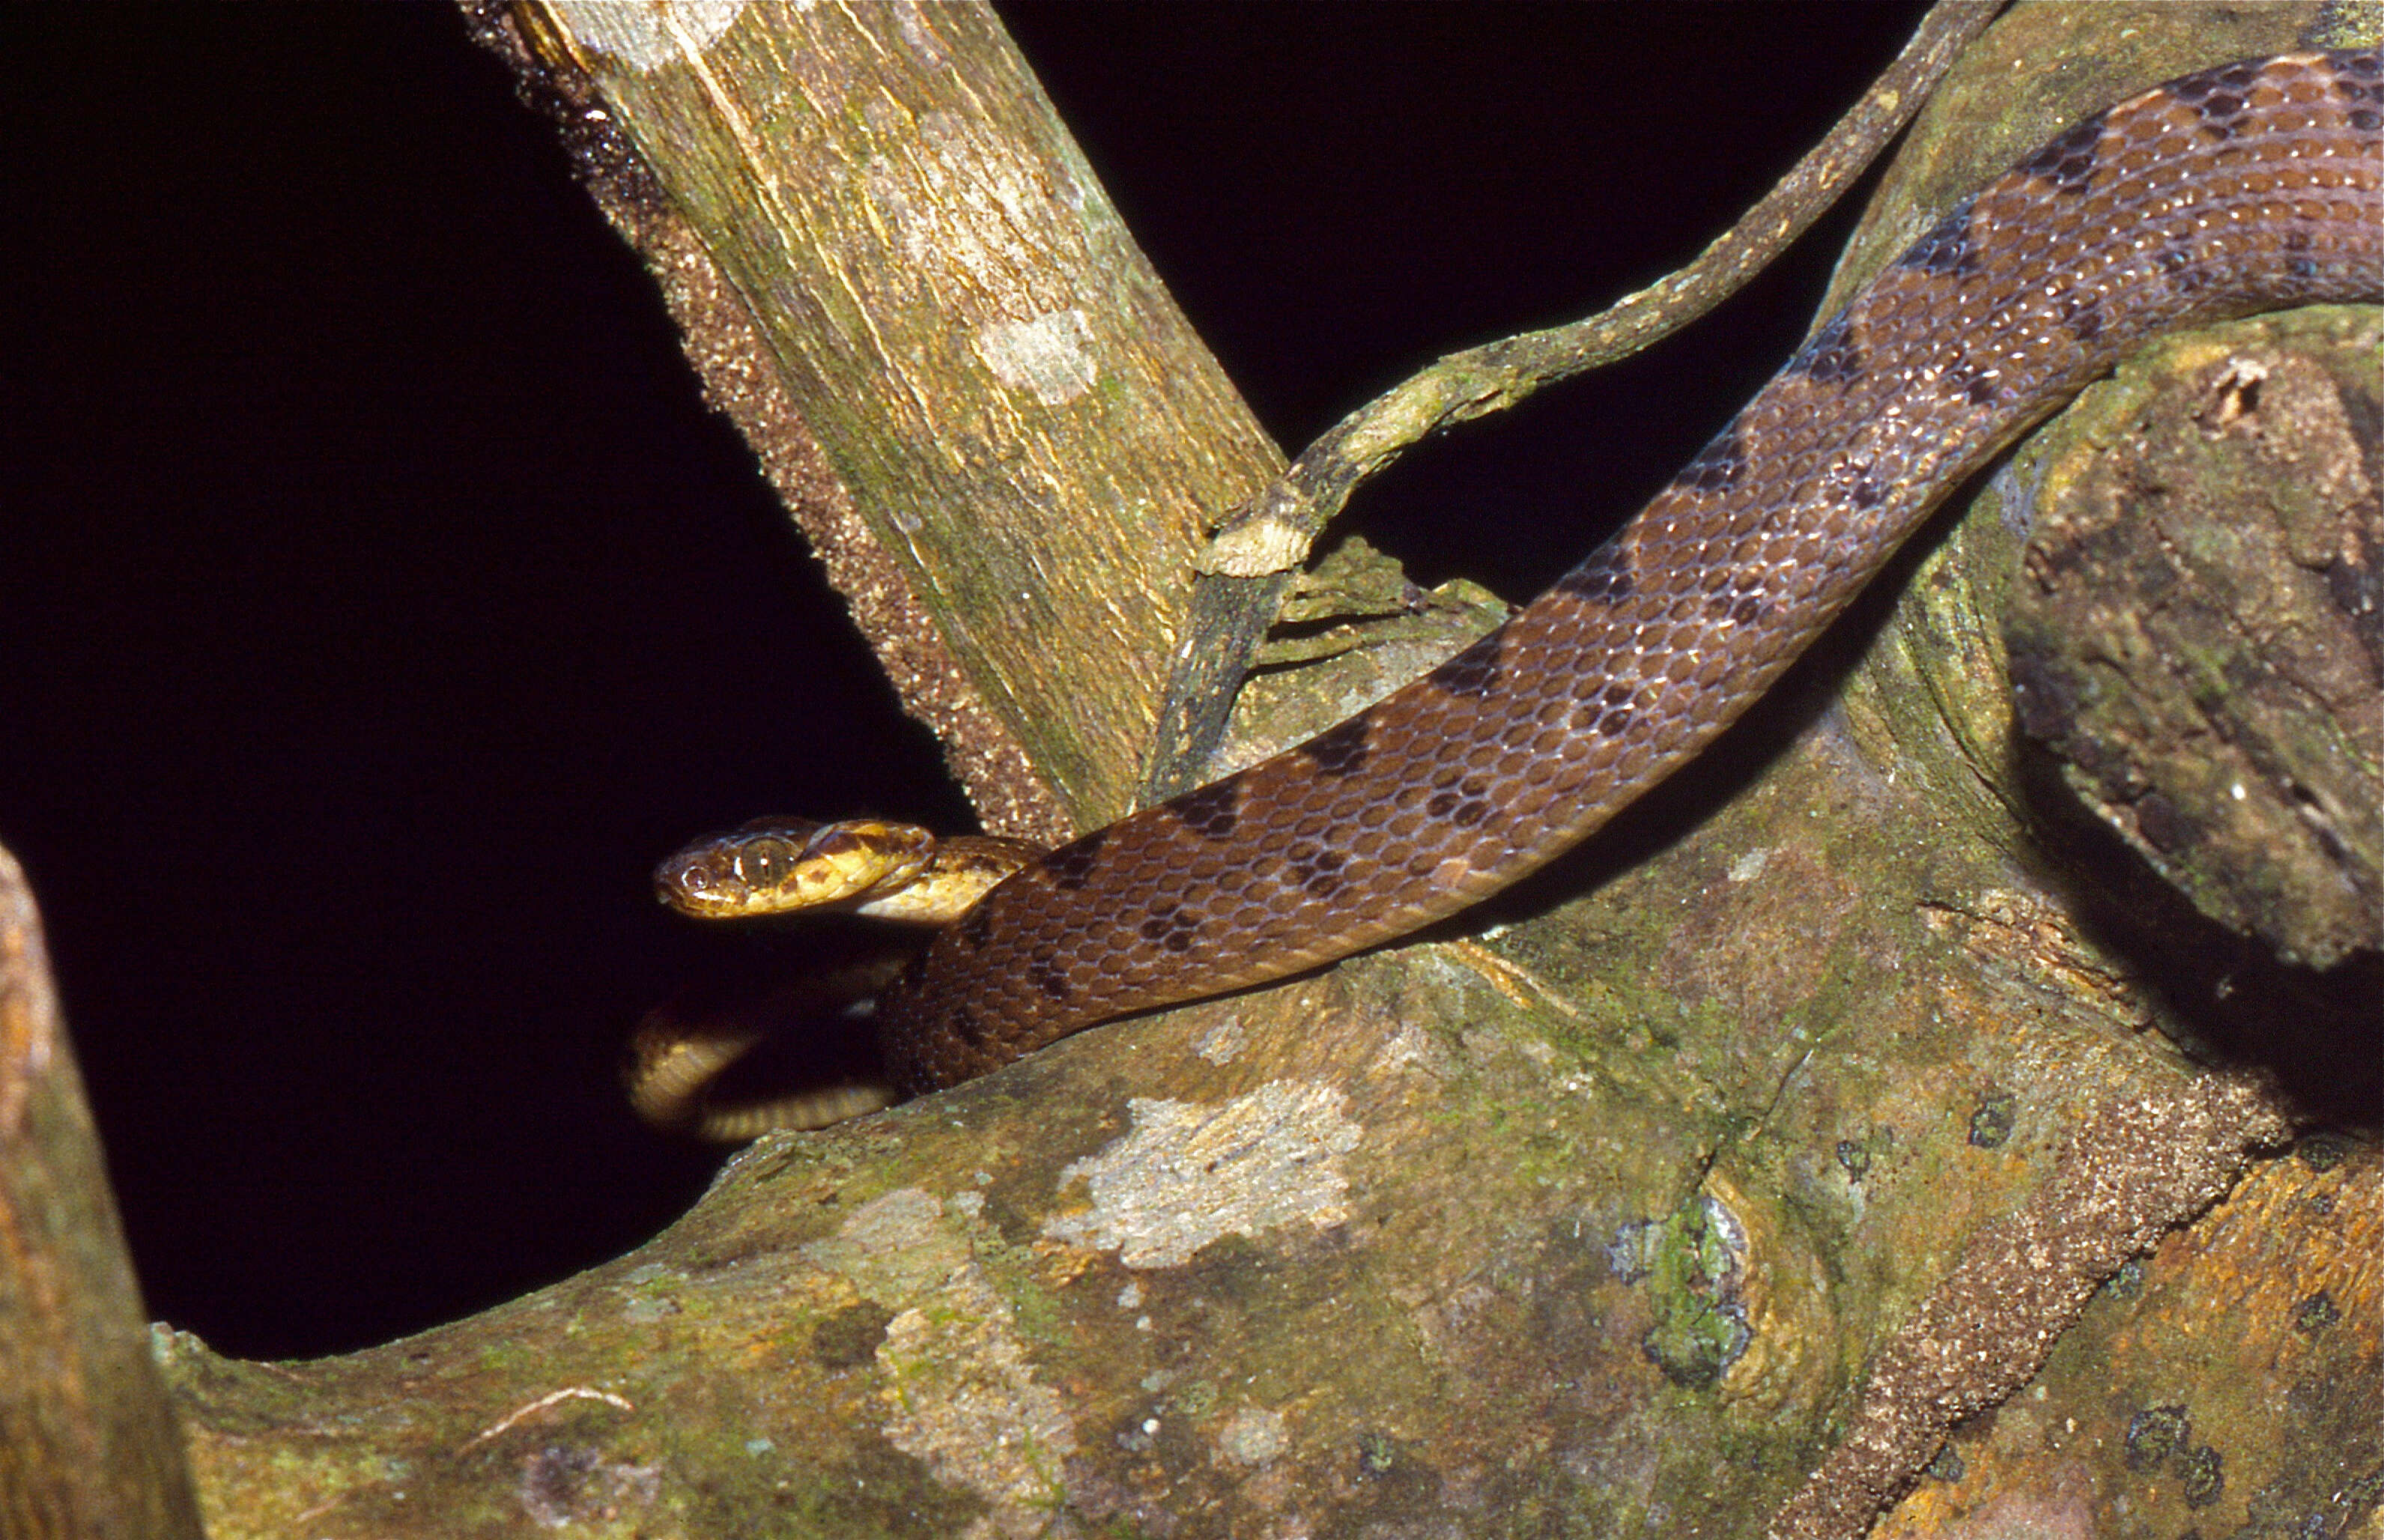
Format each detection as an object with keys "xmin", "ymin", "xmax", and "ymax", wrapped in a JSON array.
[
  {"xmin": 477, "ymin": 0, "xmax": 1287, "ymax": 839},
  {"xmin": 0, "ymin": 846, "xmax": 206, "ymax": 1540}
]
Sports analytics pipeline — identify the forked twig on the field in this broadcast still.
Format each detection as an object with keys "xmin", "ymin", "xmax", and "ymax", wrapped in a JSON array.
[{"xmin": 1134, "ymin": 0, "xmax": 2001, "ymax": 804}]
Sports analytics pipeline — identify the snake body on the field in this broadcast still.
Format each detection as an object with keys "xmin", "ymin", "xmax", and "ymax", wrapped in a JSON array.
[{"xmin": 706, "ymin": 52, "xmax": 2384, "ymax": 1097}]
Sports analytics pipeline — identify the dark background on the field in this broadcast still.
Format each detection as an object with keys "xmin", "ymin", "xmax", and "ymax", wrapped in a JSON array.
[{"xmin": 6, "ymin": 2, "xmax": 1932, "ymax": 1359}]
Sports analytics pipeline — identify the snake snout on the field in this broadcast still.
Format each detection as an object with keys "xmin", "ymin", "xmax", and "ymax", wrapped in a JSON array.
[{"xmin": 655, "ymin": 848, "xmax": 737, "ymax": 915}]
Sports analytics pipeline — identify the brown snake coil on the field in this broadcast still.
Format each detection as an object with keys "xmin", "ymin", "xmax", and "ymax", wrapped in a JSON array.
[{"xmin": 774, "ymin": 52, "xmax": 2384, "ymax": 1096}]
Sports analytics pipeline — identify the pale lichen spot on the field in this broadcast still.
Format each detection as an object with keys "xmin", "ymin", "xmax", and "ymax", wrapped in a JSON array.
[
  {"xmin": 799, "ymin": 1189, "xmax": 1079, "ymax": 1527},
  {"xmin": 1192, "ymin": 1014, "xmax": 1246, "ymax": 1064},
  {"xmin": 1197, "ymin": 515, "xmax": 1311, "ymax": 578},
  {"xmin": 1043, "ymin": 1082, "xmax": 1363, "ymax": 1268},
  {"xmin": 548, "ymin": 0, "xmax": 752, "ymax": 71},
  {"xmin": 886, "ymin": 0, "xmax": 948, "ymax": 65},
  {"xmin": 863, "ymin": 114, "xmax": 1092, "ymax": 312},
  {"xmin": 877, "ymin": 1300, "xmax": 1077, "ymax": 1524},
  {"xmin": 976, "ymin": 309, "xmax": 1097, "ymax": 406},
  {"xmin": 1217, "ymin": 1406, "xmax": 1289, "ymax": 1467},
  {"xmin": 1369, "ymin": 1018, "xmax": 1452, "ymax": 1079},
  {"xmin": 796, "ymin": 1187, "xmax": 950, "ymax": 1293}
]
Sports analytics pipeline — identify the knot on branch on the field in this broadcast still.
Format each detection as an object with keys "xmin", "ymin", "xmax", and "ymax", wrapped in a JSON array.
[{"xmin": 2006, "ymin": 308, "xmax": 2383, "ymax": 971}]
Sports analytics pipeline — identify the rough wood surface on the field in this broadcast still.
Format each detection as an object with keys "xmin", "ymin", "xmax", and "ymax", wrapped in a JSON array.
[
  {"xmin": 2007, "ymin": 309, "xmax": 2383, "ymax": 971},
  {"xmin": 484, "ymin": 0, "xmax": 1286, "ymax": 839},
  {"xmin": 0, "ymin": 846, "xmax": 206, "ymax": 1540},
  {"xmin": 142, "ymin": 4, "xmax": 2380, "ymax": 1538}
]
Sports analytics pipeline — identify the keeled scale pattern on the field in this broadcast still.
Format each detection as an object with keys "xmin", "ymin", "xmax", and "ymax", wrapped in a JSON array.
[{"xmin": 882, "ymin": 50, "xmax": 2384, "ymax": 1091}]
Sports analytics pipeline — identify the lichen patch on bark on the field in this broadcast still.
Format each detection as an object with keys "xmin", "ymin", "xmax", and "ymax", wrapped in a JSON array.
[
  {"xmin": 796, "ymin": 1187, "xmax": 1079, "ymax": 1534},
  {"xmin": 1040, "ymin": 1082, "xmax": 1365, "ymax": 1268}
]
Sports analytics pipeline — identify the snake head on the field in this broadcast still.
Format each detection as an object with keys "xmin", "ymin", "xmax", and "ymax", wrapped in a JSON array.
[{"xmin": 653, "ymin": 817, "xmax": 939, "ymax": 919}]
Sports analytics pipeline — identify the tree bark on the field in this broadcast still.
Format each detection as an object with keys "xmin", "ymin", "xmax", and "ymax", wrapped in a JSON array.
[
  {"xmin": 140, "ymin": 3, "xmax": 2383, "ymax": 1538},
  {"xmin": 481, "ymin": 0, "xmax": 1290, "ymax": 843},
  {"xmin": 0, "ymin": 846, "xmax": 207, "ymax": 1540}
]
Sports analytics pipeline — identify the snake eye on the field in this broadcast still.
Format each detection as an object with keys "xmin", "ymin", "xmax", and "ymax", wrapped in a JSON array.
[{"xmin": 733, "ymin": 838, "xmax": 795, "ymax": 888}]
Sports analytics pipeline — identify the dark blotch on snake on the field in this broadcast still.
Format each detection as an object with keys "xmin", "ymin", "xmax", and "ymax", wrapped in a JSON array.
[
  {"xmin": 1431, "ymin": 634, "xmax": 1505, "ymax": 698},
  {"xmin": 2195, "ymin": 94, "xmax": 2245, "ymax": 136},
  {"xmin": 1595, "ymin": 691, "xmax": 1637, "ymax": 736},
  {"xmin": 1556, "ymin": 548, "xmax": 1636, "ymax": 601},
  {"xmin": 1300, "ymin": 718, "xmax": 1372, "ymax": 777},
  {"xmin": 1681, "ymin": 429, "xmax": 1748, "ymax": 491},
  {"xmin": 1172, "ymin": 777, "xmax": 1243, "ymax": 840},
  {"xmin": 2172, "ymin": 67, "xmax": 2251, "ymax": 137},
  {"xmin": 2019, "ymin": 110, "xmax": 2108, "ymax": 192},
  {"xmin": 2174, "ymin": 61, "xmax": 2262, "ymax": 139},
  {"xmin": 2341, "ymin": 60, "xmax": 2383, "ymax": 108},
  {"xmin": 1028, "ymin": 951, "xmax": 1071, "ymax": 1002},
  {"xmin": 1137, "ymin": 901, "xmax": 1203, "ymax": 953},
  {"xmin": 2284, "ymin": 228, "xmax": 2320, "ymax": 281},
  {"xmin": 1896, "ymin": 199, "xmax": 1983, "ymax": 276},
  {"xmin": 958, "ymin": 903, "xmax": 995, "ymax": 950},
  {"xmin": 1794, "ymin": 312, "xmax": 1863, "ymax": 384},
  {"xmin": 2061, "ymin": 292, "xmax": 2105, "ymax": 342},
  {"xmin": 1935, "ymin": 350, "xmax": 1999, "ymax": 407},
  {"xmin": 1427, "ymin": 776, "xmax": 1492, "ymax": 825},
  {"xmin": 1046, "ymin": 829, "xmax": 1105, "ymax": 891},
  {"xmin": 1290, "ymin": 847, "xmax": 1349, "ymax": 897}
]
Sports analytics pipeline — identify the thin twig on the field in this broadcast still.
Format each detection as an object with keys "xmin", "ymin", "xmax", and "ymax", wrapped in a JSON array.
[
  {"xmin": 1133, "ymin": 0, "xmax": 2001, "ymax": 805},
  {"xmin": 459, "ymin": 1386, "xmax": 637, "ymax": 1452}
]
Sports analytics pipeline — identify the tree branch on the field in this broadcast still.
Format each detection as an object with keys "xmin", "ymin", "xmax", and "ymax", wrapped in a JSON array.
[{"xmin": 0, "ymin": 846, "xmax": 206, "ymax": 1540}]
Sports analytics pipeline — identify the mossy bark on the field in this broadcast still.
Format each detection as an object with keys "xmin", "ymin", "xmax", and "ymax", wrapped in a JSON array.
[
  {"xmin": 142, "ymin": 4, "xmax": 2382, "ymax": 1539},
  {"xmin": 2004, "ymin": 311, "xmax": 2382, "ymax": 971},
  {"xmin": 0, "ymin": 848, "xmax": 207, "ymax": 1540}
]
